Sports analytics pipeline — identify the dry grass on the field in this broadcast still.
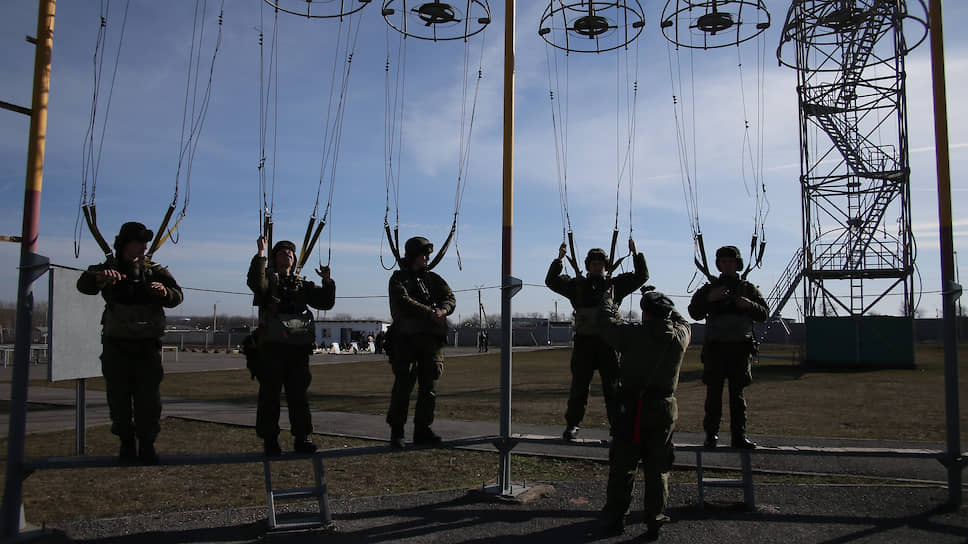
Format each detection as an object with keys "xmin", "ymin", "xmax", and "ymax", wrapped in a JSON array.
[{"xmin": 152, "ymin": 343, "xmax": 968, "ymax": 442}]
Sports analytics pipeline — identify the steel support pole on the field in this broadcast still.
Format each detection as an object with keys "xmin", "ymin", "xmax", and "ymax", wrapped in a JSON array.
[
  {"xmin": 0, "ymin": 0, "xmax": 55, "ymax": 537},
  {"xmin": 928, "ymin": 0, "xmax": 963, "ymax": 508},
  {"xmin": 497, "ymin": 0, "xmax": 516, "ymax": 496}
]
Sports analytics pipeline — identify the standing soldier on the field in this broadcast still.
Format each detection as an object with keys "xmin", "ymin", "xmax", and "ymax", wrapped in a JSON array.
[
  {"xmin": 76, "ymin": 221, "xmax": 183, "ymax": 464},
  {"xmin": 247, "ymin": 236, "xmax": 335, "ymax": 456},
  {"xmin": 688, "ymin": 245, "xmax": 768, "ymax": 449},
  {"xmin": 598, "ymin": 287, "xmax": 690, "ymax": 539},
  {"xmin": 545, "ymin": 239, "xmax": 648, "ymax": 440},
  {"xmin": 386, "ymin": 236, "xmax": 456, "ymax": 449}
]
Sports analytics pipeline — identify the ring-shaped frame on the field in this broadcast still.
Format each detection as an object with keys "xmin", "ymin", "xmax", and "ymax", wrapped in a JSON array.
[
  {"xmin": 382, "ymin": 0, "xmax": 492, "ymax": 41},
  {"xmin": 262, "ymin": 0, "xmax": 373, "ymax": 19},
  {"xmin": 660, "ymin": 0, "xmax": 771, "ymax": 50},
  {"xmin": 776, "ymin": 0, "xmax": 928, "ymax": 72},
  {"xmin": 538, "ymin": 0, "xmax": 646, "ymax": 54}
]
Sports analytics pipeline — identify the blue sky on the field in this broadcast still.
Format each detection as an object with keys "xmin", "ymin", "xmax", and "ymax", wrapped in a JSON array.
[{"xmin": 1, "ymin": 1, "xmax": 965, "ymax": 324}]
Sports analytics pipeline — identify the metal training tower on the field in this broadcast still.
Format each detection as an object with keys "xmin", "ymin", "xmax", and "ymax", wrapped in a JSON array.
[{"xmin": 770, "ymin": 0, "xmax": 927, "ymax": 354}]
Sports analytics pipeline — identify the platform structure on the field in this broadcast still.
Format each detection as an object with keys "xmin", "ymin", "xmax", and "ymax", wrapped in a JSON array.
[{"xmin": 767, "ymin": 2, "xmax": 929, "ymax": 360}]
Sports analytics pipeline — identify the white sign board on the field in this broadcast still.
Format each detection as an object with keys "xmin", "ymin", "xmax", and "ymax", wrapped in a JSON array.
[{"xmin": 49, "ymin": 267, "xmax": 103, "ymax": 381}]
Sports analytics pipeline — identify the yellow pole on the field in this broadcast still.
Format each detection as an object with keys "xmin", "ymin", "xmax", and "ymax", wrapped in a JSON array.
[
  {"xmin": 1, "ymin": 0, "xmax": 55, "ymax": 536},
  {"xmin": 498, "ymin": 0, "xmax": 516, "ymax": 495},
  {"xmin": 928, "ymin": 0, "xmax": 962, "ymax": 508}
]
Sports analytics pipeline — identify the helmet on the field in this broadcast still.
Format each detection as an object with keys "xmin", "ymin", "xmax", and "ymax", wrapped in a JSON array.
[
  {"xmin": 715, "ymin": 245, "xmax": 744, "ymax": 271},
  {"xmin": 404, "ymin": 236, "xmax": 434, "ymax": 259},
  {"xmin": 113, "ymin": 221, "xmax": 153, "ymax": 253},
  {"xmin": 271, "ymin": 240, "xmax": 297, "ymax": 258},
  {"xmin": 639, "ymin": 286, "xmax": 675, "ymax": 319},
  {"xmin": 584, "ymin": 248, "xmax": 608, "ymax": 269}
]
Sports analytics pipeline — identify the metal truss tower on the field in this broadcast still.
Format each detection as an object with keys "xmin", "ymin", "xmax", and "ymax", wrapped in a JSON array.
[{"xmin": 772, "ymin": 0, "xmax": 928, "ymax": 321}]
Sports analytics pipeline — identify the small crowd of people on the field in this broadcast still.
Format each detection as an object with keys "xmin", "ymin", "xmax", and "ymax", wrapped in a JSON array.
[{"xmin": 77, "ymin": 221, "xmax": 766, "ymax": 540}]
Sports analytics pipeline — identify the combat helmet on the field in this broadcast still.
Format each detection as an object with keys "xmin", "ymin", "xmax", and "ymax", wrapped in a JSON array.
[
  {"xmin": 404, "ymin": 236, "xmax": 434, "ymax": 260},
  {"xmin": 271, "ymin": 240, "xmax": 297, "ymax": 258},
  {"xmin": 715, "ymin": 245, "xmax": 744, "ymax": 271},
  {"xmin": 584, "ymin": 247, "xmax": 608, "ymax": 269},
  {"xmin": 639, "ymin": 286, "xmax": 675, "ymax": 319},
  {"xmin": 113, "ymin": 221, "xmax": 153, "ymax": 254}
]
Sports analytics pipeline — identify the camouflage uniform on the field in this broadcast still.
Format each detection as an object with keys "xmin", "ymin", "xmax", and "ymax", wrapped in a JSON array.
[
  {"xmin": 545, "ymin": 251, "xmax": 648, "ymax": 431},
  {"xmin": 598, "ymin": 294, "xmax": 690, "ymax": 533},
  {"xmin": 247, "ymin": 253, "xmax": 335, "ymax": 442},
  {"xmin": 688, "ymin": 272, "xmax": 768, "ymax": 444},
  {"xmin": 385, "ymin": 265, "xmax": 455, "ymax": 433},
  {"xmin": 76, "ymin": 252, "xmax": 182, "ymax": 449}
]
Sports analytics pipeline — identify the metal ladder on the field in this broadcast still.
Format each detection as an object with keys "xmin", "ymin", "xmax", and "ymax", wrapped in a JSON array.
[
  {"xmin": 263, "ymin": 455, "xmax": 335, "ymax": 531},
  {"xmin": 694, "ymin": 449, "xmax": 755, "ymax": 510}
]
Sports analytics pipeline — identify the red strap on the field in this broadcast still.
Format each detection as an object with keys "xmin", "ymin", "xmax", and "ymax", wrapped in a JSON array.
[{"xmin": 632, "ymin": 398, "xmax": 643, "ymax": 444}]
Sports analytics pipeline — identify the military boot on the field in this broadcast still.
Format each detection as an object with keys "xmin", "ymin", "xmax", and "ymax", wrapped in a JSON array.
[
  {"xmin": 645, "ymin": 514, "xmax": 670, "ymax": 541},
  {"xmin": 138, "ymin": 439, "xmax": 159, "ymax": 465},
  {"xmin": 601, "ymin": 514, "xmax": 625, "ymax": 537},
  {"xmin": 413, "ymin": 425, "xmax": 442, "ymax": 445},
  {"xmin": 293, "ymin": 436, "xmax": 317, "ymax": 454},
  {"xmin": 562, "ymin": 425, "xmax": 580, "ymax": 441},
  {"xmin": 390, "ymin": 426, "xmax": 405, "ymax": 450},
  {"xmin": 264, "ymin": 437, "xmax": 282, "ymax": 457},
  {"xmin": 731, "ymin": 433, "xmax": 756, "ymax": 450},
  {"xmin": 119, "ymin": 437, "xmax": 138, "ymax": 465}
]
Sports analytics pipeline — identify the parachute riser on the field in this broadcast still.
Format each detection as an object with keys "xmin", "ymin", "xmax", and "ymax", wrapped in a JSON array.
[
  {"xmin": 81, "ymin": 204, "xmax": 114, "ymax": 260},
  {"xmin": 146, "ymin": 204, "xmax": 176, "ymax": 261},
  {"xmin": 263, "ymin": 216, "xmax": 274, "ymax": 254},
  {"xmin": 295, "ymin": 217, "xmax": 327, "ymax": 274},
  {"xmin": 566, "ymin": 231, "xmax": 583, "ymax": 279},
  {"xmin": 694, "ymin": 232, "xmax": 716, "ymax": 282}
]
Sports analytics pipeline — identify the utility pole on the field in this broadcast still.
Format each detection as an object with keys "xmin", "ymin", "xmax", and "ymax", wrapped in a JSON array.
[
  {"xmin": 1, "ymin": 0, "xmax": 56, "ymax": 537},
  {"xmin": 928, "ymin": 0, "xmax": 963, "ymax": 508}
]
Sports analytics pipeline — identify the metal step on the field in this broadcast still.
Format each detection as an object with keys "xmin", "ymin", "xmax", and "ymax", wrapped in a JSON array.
[
  {"xmin": 272, "ymin": 487, "xmax": 321, "ymax": 501},
  {"xmin": 263, "ymin": 455, "xmax": 333, "ymax": 531}
]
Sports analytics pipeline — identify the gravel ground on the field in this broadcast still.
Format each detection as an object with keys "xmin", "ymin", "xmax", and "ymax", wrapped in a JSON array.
[{"xmin": 27, "ymin": 482, "xmax": 968, "ymax": 543}]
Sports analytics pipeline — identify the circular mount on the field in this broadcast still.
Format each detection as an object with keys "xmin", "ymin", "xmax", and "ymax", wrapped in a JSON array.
[
  {"xmin": 262, "ymin": 0, "xmax": 373, "ymax": 19},
  {"xmin": 776, "ymin": 0, "xmax": 928, "ymax": 72},
  {"xmin": 382, "ymin": 0, "xmax": 492, "ymax": 41},
  {"xmin": 660, "ymin": 0, "xmax": 771, "ymax": 50},
  {"xmin": 538, "ymin": 1, "xmax": 646, "ymax": 54}
]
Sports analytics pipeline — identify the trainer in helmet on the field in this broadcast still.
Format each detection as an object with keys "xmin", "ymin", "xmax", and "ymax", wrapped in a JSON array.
[
  {"xmin": 639, "ymin": 286, "xmax": 675, "ymax": 319},
  {"xmin": 715, "ymin": 245, "xmax": 744, "ymax": 271}
]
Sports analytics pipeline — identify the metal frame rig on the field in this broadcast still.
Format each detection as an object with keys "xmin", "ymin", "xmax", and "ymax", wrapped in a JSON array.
[
  {"xmin": 538, "ymin": 0, "xmax": 646, "ymax": 54},
  {"xmin": 262, "ymin": 0, "xmax": 373, "ymax": 19},
  {"xmin": 660, "ymin": 0, "xmax": 771, "ymax": 49},
  {"xmin": 382, "ymin": 0, "xmax": 492, "ymax": 41},
  {"xmin": 769, "ymin": 0, "xmax": 928, "ymax": 323}
]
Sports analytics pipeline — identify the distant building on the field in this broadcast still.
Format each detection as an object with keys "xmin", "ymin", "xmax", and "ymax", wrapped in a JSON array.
[{"xmin": 315, "ymin": 320, "xmax": 388, "ymax": 350}]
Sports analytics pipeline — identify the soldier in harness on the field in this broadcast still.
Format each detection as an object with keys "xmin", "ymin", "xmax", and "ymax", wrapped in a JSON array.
[
  {"xmin": 77, "ymin": 222, "xmax": 183, "ymax": 465},
  {"xmin": 688, "ymin": 245, "xmax": 768, "ymax": 450},
  {"xmin": 545, "ymin": 239, "xmax": 648, "ymax": 440},
  {"xmin": 386, "ymin": 237, "xmax": 456, "ymax": 449},
  {"xmin": 247, "ymin": 236, "xmax": 335, "ymax": 456}
]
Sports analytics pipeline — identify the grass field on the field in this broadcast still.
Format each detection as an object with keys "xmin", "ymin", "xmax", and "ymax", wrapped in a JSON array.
[
  {"xmin": 4, "ymin": 342, "xmax": 966, "ymax": 525},
  {"xmin": 151, "ymin": 343, "xmax": 968, "ymax": 442}
]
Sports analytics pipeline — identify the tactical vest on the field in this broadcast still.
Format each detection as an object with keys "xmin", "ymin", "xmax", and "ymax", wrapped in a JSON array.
[
  {"xmin": 100, "ymin": 261, "xmax": 167, "ymax": 339},
  {"xmin": 260, "ymin": 272, "xmax": 315, "ymax": 345}
]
